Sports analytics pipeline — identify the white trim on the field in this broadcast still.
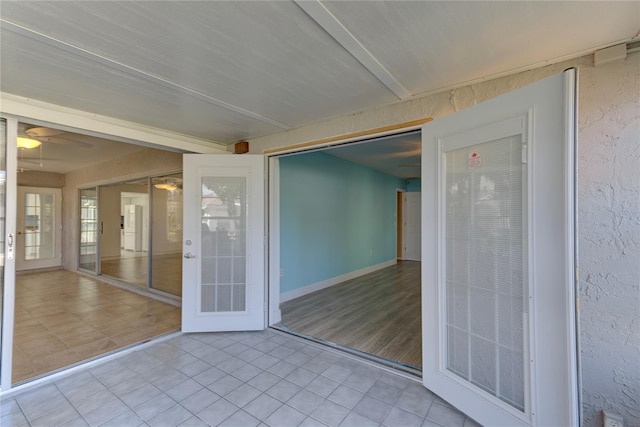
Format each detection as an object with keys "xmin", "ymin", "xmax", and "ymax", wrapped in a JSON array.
[
  {"xmin": 563, "ymin": 67, "xmax": 580, "ymax": 425},
  {"xmin": 268, "ymin": 157, "xmax": 282, "ymax": 325},
  {"xmin": 293, "ymin": 1, "xmax": 410, "ymax": 100},
  {"xmin": 0, "ymin": 92, "xmax": 229, "ymax": 154},
  {"xmin": 280, "ymin": 259, "xmax": 397, "ymax": 303},
  {"xmin": 1, "ymin": 116, "xmax": 18, "ymax": 390}
]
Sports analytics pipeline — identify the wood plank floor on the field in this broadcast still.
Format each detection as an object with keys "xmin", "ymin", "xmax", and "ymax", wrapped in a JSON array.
[
  {"xmin": 279, "ymin": 260, "xmax": 422, "ymax": 368},
  {"xmin": 12, "ymin": 270, "xmax": 181, "ymax": 383}
]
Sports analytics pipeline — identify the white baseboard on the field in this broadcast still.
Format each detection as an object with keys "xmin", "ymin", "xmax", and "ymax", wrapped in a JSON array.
[{"xmin": 280, "ymin": 259, "xmax": 397, "ymax": 303}]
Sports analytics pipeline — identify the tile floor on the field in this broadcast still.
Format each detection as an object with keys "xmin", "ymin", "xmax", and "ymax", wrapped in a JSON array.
[
  {"xmin": 13, "ymin": 270, "xmax": 181, "ymax": 383},
  {"xmin": 0, "ymin": 330, "xmax": 480, "ymax": 427}
]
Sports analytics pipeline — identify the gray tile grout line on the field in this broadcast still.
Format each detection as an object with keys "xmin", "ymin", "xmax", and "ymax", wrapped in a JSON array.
[{"xmin": 3, "ymin": 331, "xmax": 472, "ymax": 427}]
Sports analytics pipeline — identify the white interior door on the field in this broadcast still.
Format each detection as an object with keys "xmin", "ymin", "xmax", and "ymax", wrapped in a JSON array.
[
  {"xmin": 16, "ymin": 186, "xmax": 62, "ymax": 271},
  {"xmin": 182, "ymin": 154, "xmax": 265, "ymax": 332},
  {"xmin": 403, "ymin": 192, "xmax": 421, "ymax": 261},
  {"xmin": 421, "ymin": 70, "xmax": 578, "ymax": 426}
]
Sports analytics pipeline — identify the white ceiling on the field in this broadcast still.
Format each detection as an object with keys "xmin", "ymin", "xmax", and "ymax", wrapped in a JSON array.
[{"xmin": 1, "ymin": 1, "xmax": 638, "ymax": 175}]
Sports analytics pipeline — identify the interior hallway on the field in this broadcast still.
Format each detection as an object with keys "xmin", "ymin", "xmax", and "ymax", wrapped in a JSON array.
[
  {"xmin": 1, "ymin": 330, "xmax": 479, "ymax": 427},
  {"xmin": 12, "ymin": 270, "xmax": 181, "ymax": 383},
  {"xmin": 279, "ymin": 261, "xmax": 421, "ymax": 368}
]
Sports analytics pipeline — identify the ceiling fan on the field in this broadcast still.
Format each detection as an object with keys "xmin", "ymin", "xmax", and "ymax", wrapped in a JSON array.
[{"xmin": 18, "ymin": 126, "xmax": 94, "ymax": 149}]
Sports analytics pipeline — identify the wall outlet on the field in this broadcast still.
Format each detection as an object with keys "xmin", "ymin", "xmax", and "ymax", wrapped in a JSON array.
[
  {"xmin": 369, "ymin": 249, "xmax": 373, "ymax": 256},
  {"xmin": 280, "ymin": 268, "xmax": 284, "ymax": 277},
  {"xmin": 603, "ymin": 410, "xmax": 624, "ymax": 427}
]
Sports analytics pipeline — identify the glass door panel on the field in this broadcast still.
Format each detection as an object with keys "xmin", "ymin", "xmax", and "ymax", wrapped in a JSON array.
[
  {"xmin": 79, "ymin": 187, "xmax": 98, "ymax": 272},
  {"xmin": 150, "ymin": 173, "xmax": 183, "ymax": 296},
  {"xmin": 444, "ymin": 135, "xmax": 526, "ymax": 410},
  {"xmin": 201, "ymin": 176, "xmax": 247, "ymax": 312}
]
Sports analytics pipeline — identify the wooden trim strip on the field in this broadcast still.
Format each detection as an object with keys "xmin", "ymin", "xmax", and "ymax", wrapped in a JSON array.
[{"xmin": 264, "ymin": 117, "xmax": 433, "ymax": 154}]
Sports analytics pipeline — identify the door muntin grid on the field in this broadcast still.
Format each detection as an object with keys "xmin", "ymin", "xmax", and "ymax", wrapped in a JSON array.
[
  {"xmin": 200, "ymin": 176, "xmax": 247, "ymax": 313},
  {"xmin": 444, "ymin": 134, "xmax": 527, "ymax": 411}
]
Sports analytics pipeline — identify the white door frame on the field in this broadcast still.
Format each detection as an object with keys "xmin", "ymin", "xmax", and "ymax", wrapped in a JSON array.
[
  {"xmin": 266, "ymin": 124, "xmax": 427, "ymax": 326},
  {"xmin": 1, "ymin": 116, "xmax": 19, "ymax": 390}
]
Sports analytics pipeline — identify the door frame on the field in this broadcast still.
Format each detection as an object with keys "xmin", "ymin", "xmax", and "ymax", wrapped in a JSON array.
[
  {"xmin": 265, "ymin": 121, "xmax": 430, "ymax": 326},
  {"xmin": 1, "ymin": 115, "xmax": 19, "ymax": 391}
]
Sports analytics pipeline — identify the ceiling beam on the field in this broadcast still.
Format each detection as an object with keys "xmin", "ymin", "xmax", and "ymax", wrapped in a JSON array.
[
  {"xmin": 294, "ymin": 0, "xmax": 412, "ymax": 101},
  {"xmin": 1, "ymin": 19, "xmax": 293, "ymax": 131}
]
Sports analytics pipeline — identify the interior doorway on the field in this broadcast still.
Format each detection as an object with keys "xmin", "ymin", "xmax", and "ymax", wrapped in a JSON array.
[{"xmin": 274, "ymin": 130, "xmax": 423, "ymax": 371}]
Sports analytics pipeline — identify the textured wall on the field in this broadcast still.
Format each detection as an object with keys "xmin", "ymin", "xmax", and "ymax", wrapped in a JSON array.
[
  {"xmin": 577, "ymin": 53, "xmax": 639, "ymax": 427},
  {"xmin": 250, "ymin": 52, "xmax": 640, "ymax": 426},
  {"xmin": 17, "ymin": 170, "xmax": 65, "ymax": 188}
]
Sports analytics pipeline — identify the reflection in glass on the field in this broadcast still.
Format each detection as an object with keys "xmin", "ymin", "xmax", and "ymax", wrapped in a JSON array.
[
  {"xmin": 151, "ymin": 173, "xmax": 183, "ymax": 296},
  {"xmin": 99, "ymin": 182, "xmax": 148, "ymax": 287},
  {"xmin": 79, "ymin": 188, "xmax": 98, "ymax": 272},
  {"xmin": 200, "ymin": 177, "xmax": 246, "ymax": 312},
  {"xmin": 444, "ymin": 135, "xmax": 526, "ymax": 411}
]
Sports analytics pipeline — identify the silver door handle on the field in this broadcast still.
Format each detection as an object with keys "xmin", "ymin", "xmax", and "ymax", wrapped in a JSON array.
[{"xmin": 184, "ymin": 252, "xmax": 196, "ymax": 259}]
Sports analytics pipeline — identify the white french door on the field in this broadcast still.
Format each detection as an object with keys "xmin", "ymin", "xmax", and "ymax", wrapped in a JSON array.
[
  {"xmin": 16, "ymin": 186, "xmax": 62, "ymax": 271},
  {"xmin": 421, "ymin": 70, "xmax": 578, "ymax": 426},
  {"xmin": 182, "ymin": 154, "xmax": 265, "ymax": 332}
]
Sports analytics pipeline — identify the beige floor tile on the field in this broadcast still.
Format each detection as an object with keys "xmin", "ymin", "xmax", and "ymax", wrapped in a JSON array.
[{"xmin": 12, "ymin": 270, "xmax": 180, "ymax": 383}]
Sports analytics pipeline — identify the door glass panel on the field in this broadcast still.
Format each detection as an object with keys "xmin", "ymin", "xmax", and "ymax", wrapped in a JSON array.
[
  {"xmin": 444, "ymin": 135, "xmax": 526, "ymax": 411},
  {"xmin": 200, "ymin": 176, "xmax": 246, "ymax": 312},
  {"xmin": 23, "ymin": 192, "xmax": 55, "ymax": 260},
  {"xmin": 151, "ymin": 173, "xmax": 183, "ymax": 296},
  {"xmin": 79, "ymin": 188, "xmax": 98, "ymax": 272}
]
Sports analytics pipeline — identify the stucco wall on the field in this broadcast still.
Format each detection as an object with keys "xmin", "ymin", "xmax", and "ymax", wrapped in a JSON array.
[
  {"xmin": 249, "ymin": 53, "xmax": 640, "ymax": 426},
  {"xmin": 17, "ymin": 170, "xmax": 65, "ymax": 188},
  {"xmin": 62, "ymin": 147, "xmax": 182, "ymax": 271}
]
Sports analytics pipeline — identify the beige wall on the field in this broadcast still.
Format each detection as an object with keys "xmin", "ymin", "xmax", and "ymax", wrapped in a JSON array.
[
  {"xmin": 249, "ymin": 53, "xmax": 640, "ymax": 427},
  {"xmin": 17, "ymin": 170, "xmax": 65, "ymax": 188},
  {"xmin": 62, "ymin": 147, "xmax": 182, "ymax": 271}
]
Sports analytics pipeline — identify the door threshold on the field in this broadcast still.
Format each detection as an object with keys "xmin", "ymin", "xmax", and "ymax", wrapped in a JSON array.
[{"xmin": 270, "ymin": 325, "xmax": 422, "ymax": 378}]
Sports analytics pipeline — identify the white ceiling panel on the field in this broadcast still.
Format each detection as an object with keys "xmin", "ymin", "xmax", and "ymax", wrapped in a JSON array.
[
  {"xmin": 1, "ymin": 0, "xmax": 638, "ymax": 153},
  {"xmin": 0, "ymin": 1, "xmax": 398, "ymax": 130},
  {"xmin": 322, "ymin": 1, "xmax": 640, "ymax": 96},
  {"xmin": 0, "ymin": 30, "xmax": 286, "ymax": 143}
]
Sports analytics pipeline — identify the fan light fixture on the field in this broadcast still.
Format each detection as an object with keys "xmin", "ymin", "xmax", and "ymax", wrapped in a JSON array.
[
  {"xmin": 154, "ymin": 183, "xmax": 178, "ymax": 191},
  {"xmin": 17, "ymin": 137, "xmax": 42, "ymax": 149}
]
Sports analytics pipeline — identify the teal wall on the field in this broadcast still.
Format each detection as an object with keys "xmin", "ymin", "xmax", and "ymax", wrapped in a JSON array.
[
  {"xmin": 279, "ymin": 152, "xmax": 405, "ymax": 294},
  {"xmin": 407, "ymin": 178, "xmax": 421, "ymax": 192}
]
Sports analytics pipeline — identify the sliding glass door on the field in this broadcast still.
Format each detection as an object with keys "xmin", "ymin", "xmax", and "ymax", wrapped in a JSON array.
[
  {"xmin": 79, "ymin": 174, "xmax": 183, "ymax": 298},
  {"xmin": 79, "ymin": 187, "xmax": 98, "ymax": 273},
  {"xmin": 150, "ymin": 173, "xmax": 183, "ymax": 296}
]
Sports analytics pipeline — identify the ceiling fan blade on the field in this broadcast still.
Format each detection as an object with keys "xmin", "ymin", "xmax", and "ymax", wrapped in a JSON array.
[
  {"xmin": 38, "ymin": 136, "xmax": 93, "ymax": 148},
  {"xmin": 25, "ymin": 126, "xmax": 65, "ymax": 137}
]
